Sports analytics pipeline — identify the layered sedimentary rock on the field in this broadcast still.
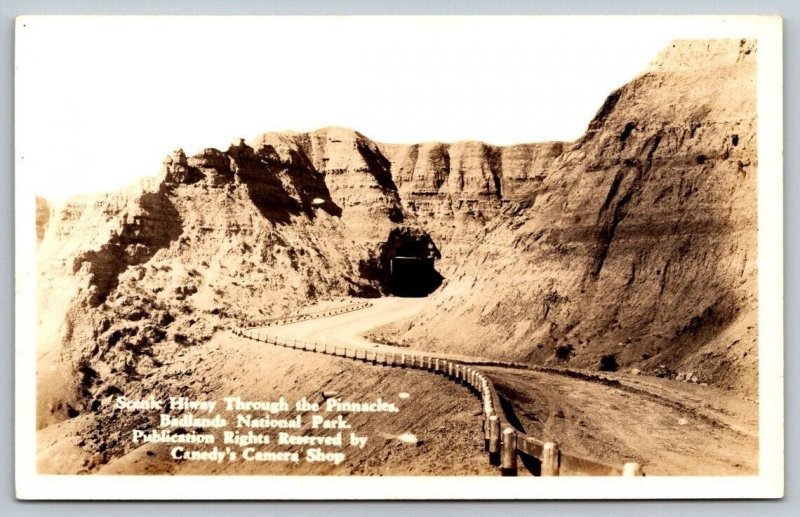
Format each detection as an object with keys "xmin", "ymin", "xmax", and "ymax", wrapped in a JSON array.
[
  {"xmin": 389, "ymin": 39, "xmax": 758, "ymax": 394},
  {"xmin": 249, "ymin": 127, "xmax": 406, "ymax": 243},
  {"xmin": 35, "ymin": 133, "xmax": 420, "ymax": 428},
  {"xmin": 36, "ymin": 39, "xmax": 759, "ymax": 435},
  {"xmin": 379, "ymin": 140, "xmax": 564, "ymax": 270}
]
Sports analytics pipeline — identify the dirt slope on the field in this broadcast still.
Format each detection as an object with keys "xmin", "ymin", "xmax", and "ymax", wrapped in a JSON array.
[
  {"xmin": 254, "ymin": 297, "xmax": 758, "ymax": 475},
  {"xmin": 34, "ymin": 133, "xmax": 429, "ymax": 429},
  {"xmin": 378, "ymin": 39, "xmax": 758, "ymax": 396},
  {"xmin": 34, "ymin": 39, "xmax": 759, "ymax": 475},
  {"xmin": 37, "ymin": 327, "xmax": 493, "ymax": 476}
]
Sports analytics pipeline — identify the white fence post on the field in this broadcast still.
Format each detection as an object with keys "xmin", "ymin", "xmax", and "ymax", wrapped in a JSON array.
[
  {"xmin": 501, "ymin": 427, "xmax": 518, "ymax": 476},
  {"xmin": 488, "ymin": 415, "xmax": 501, "ymax": 466},
  {"xmin": 542, "ymin": 442, "xmax": 560, "ymax": 477},
  {"xmin": 622, "ymin": 462, "xmax": 643, "ymax": 477}
]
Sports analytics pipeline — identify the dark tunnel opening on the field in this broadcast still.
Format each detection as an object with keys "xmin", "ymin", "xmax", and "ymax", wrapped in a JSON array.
[
  {"xmin": 389, "ymin": 256, "xmax": 442, "ymax": 297},
  {"xmin": 358, "ymin": 227, "xmax": 444, "ymax": 298}
]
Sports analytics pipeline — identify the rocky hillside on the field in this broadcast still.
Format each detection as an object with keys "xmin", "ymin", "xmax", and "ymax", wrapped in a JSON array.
[
  {"xmin": 383, "ymin": 39, "xmax": 758, "ymax": 395},
  {"xmin": 379, "ymin": 140, "xmax": 565, "ymax": 272},
  {"xmin": 36, "ymin": 39, "xmax": 758, "ymax": 434},
  {"xmin": 35, "ymin": 131, "xmax": 429, "ymax": 428}
]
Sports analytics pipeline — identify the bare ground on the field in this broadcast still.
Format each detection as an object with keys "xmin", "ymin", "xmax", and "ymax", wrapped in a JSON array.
[
  {"xmin": 259, "ymin": 297, "xmax": 758, "ymax": 475},
  {"xmin": 37, "ymin": 305, "xmax": 494, "ymax": 476},
  {"xmin": 37, "ymin": 297, "xmax": 757, "ymax": 476}
]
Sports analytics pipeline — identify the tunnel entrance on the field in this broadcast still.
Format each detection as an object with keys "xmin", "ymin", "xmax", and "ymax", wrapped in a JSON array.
[
  {"xmin": 390, "ymin": 256, "xmax": 439, "ymax": 297},
  {"xmin": 358, "ymin": 226, "xmax": 444, "ymax": 298}
]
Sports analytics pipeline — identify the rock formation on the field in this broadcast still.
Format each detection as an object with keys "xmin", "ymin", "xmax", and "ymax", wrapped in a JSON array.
[
  {"xmin": 35, "ymin": 38, "xmax": 758, "ymax": 437},
  {"xmin": 34, "ymin": 131, "xmax": 427, "ymax": 428},
  {"xmin": 385, "ymin": 39, "xmax": 758, "ymax": 396}
]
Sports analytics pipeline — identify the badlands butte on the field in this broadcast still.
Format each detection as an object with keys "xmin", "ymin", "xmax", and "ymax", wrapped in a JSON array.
[{"xmin": 35, "ymin": 39, "xmax": 758, "ymax": 475}]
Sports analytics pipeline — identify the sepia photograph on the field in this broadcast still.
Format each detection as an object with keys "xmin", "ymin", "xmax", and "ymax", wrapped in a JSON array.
[{"xmin": 15, "ymin": 15, "xmax": 783, "ymax": 499}]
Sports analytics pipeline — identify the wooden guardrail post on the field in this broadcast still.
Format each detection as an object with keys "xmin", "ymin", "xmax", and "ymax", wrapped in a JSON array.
[
  {"xmin": 542, "ymin": 442, "xmax": 560, "ymax": 476},
  {"xmin": 434, "ymin": 358, "xmax": 440, "ymax": 373},
  {"xmin": 483, "ymin": 415, "xmax": 490, "ymax": 451},
  {"xmin": 622, "ymin": 462, "xmax": 643, "ymax": 477},
  {"xmin": 400, "ymin": 354, "xmax": 406, "ymax": 368},
  {"xmin": 501, "ymin": 427, "xmax": 518, "ymax": 476},
  {"xmin": 488, "ymin": 415, "xmax": 501, "ymax": 466}
]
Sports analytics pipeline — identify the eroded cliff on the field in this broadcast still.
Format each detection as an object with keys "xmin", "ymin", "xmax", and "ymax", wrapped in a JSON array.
[
  {"xmin": 384, "ymin": 39, "xmax": 758, "ymax": 395},
  {"xmin": 36, "ymin": 39, "xmax": 760, "ymax": 444},
  {"xmin": 35, "ymin": 132, "xmax": 427, "ymax": 429}
]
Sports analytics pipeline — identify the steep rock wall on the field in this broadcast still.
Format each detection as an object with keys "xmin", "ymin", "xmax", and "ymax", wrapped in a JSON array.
[
  {"xmin": 386, "ymin": 40, "xmax": 758, "ymax": 395},
  {"xmin": 35, "ymin": 135, "xmax": 420, "ymax": 427},
  {"xmin": 378, "ymin": 140, "xmax": 564, "ymax": 271},
  {"xmin": 35, "ymin": 39, "xmax": 760, "ymax": 432}
]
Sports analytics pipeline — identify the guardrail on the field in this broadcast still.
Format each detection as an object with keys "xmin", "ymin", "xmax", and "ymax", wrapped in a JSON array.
[
  {"xmin": 233, "ymin": 306, "xmax": 644, "ymax": 477},
  {"xmin": 241, "ymin": 300, "xmax": 373, "ymax": 329}
]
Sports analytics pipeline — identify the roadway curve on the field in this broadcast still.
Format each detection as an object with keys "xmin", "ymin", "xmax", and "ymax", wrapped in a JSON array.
[{"xmin": 257, "ymin": 297, "xmax": 758, "ymax": 476}]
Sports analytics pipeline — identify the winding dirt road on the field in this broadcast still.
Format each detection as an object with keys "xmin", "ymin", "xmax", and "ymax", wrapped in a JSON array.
[{"xmin": 260, "ymin": 297, "xmax": 759, "ymax": 476}]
